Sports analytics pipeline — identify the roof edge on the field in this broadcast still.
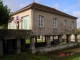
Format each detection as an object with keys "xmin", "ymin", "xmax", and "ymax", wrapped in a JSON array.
[{"xmin": 12, "ymin": 2, "xmax": 78, "ymax": 19}]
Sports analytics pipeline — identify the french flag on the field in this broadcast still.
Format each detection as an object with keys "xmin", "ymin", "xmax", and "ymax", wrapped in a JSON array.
[{"xmin": 16, "ymin": 16, "xmax": 19, "ymax": 21}]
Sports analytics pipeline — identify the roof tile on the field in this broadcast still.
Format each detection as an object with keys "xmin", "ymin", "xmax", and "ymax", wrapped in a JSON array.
[{"xmin": 12, "ymin": 2, "xmax": 77, "ymax": 19}]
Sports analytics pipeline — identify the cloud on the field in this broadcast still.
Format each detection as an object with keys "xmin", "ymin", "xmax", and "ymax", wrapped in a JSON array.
[
  {"xmin": 63, "ymin": 9, "xmax": 70, "ymax": 12},
  {"xmin": 3, "ymin": 0, "xmax": 40, "ymax": 12},
  {"xmin": 73, "ymin": 11, "xmax": 80, "ymax": 18},
  {"xmin": 73, "ymin": 11, "xmax": 80, "ymax": 28},
  {"xmin": 3, "ymin": 0, "xmax": 30, "ymax": 12},
  {"xmin": 53, "ymin": 3, "xmax": 59, "ymax": 9}
]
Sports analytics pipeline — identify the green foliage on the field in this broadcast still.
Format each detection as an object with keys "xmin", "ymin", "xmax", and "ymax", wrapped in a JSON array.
[
  {"xmin": 0, "ymin": 0, "xmax": 11, "ymax": 26},
  {"xmin": 77, "ymin": 29, "xmax": 80, "ymax": 34},
  {"xmin": 2, "ymin": 24, "xmax": 8, "ymax": 29},
  {"xmin": 26, "ymin": 38, "xmax": 44, "ymax": 44},
  {"xmin": 0, "ymin": 53, "xmax": 50, "ymax": 60}
]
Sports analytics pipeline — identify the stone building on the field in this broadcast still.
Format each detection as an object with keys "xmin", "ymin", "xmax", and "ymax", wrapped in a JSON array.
[{"xmin": 8, "ymin": 2, "xmax": 78, "ymax": 53}]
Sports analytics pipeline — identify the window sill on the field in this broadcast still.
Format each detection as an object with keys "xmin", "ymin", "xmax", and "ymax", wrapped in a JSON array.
[
  {"xmin": 39, "ymin": 26, "xmax": 44, "ymax": 28},
  {"xmin": 64, "ymin": 28, "xmax": 67, "ymax": 29},
  {"xmin": 53, "ymin": 27, "xmax": 57, "ymax": 28}
]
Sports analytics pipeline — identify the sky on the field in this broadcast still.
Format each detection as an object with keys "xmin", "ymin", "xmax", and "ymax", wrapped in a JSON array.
[{"xmin": 2, "ymin": 0, "xmax": 80, "ymax": 28}]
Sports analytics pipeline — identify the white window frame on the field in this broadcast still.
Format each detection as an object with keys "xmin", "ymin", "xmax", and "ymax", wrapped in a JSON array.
[
  {"xmin": 64, "ymin": 20, "xmax": 67, "ymax": 29},
  {"xmin": 39, "ymin": 15, "xmax": 44, "ymax": 27},
  {"xmin": 72, "ymin": 21, "xmax": 74, "ymax": 29},
  {"xmin": 53, "ymin": 18, "xmax": 57, "ymax": 28}
]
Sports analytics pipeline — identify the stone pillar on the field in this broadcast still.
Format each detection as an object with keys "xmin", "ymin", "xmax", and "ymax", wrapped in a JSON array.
[
  {"xmin": 46, "ymin": 36, "xmax": 51, "ymax": 47},
  {"xmin": 58, "ymin": 35, "xmax": 62, "ymax": 45},
  {"xmin": 66, "ymin": 35, "xmax": 71, "ymax": 43},
  {"xmin": 43, "ymin": 36, "xmax": 45, "ymax": 41},
  {"xmin": 21, "ymin": 39, "xmax": 25, "ymax": 52},
  {"xmin": 16, "ymin": 38, "xmax": 21, "ymax": 54},
  {"xmin": 0, "ymin": 40, "xmax": 3, "ymax": 56},
  {"xmin": 35, "ymin": 36, "xmax": 37, "ymax": 43},
  {"xmin": 75, "ymin": 34, "xmax": 78, "ymax": 43},
  {"xmin": 52, "ymin": 35, "xmax": 54, "ymax": 42},
  {"xmin": 40, "ymin": 35, "xmax": 43, "ymax": 40},
  {"xmin": 45, "ymin": 35, "xmax": 47, "ymax": 43},
  {"xmin": 30, "ymin": 36, "xmax": 35, "ymax": 50}
]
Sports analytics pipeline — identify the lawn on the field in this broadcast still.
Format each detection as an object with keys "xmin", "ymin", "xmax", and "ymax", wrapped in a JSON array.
[
  {"xmin": 46, "ymin": 47, "xmax": 80, "ymax": 60},
  {"xmin": 0, "ymin": 53, "xmax": 50, "ymax": 60},
  {"xmin": 25, "ymin": 38, "xmax": 44, "ymax": 44},
  {"xmin": 1, "ymin": 48, "xmax": 80, "ymax": 60},
  {"xmin": 62, "ymin": 52, "xmax": 80, "ymax": 60}
]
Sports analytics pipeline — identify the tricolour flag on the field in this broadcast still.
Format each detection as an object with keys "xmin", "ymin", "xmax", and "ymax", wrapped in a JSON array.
[{"xmin": 16, "ymin": 16, "xmax": 19, "ymax": 21}]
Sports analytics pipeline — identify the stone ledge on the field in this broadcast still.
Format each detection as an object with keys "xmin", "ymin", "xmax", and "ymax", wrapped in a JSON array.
[
  {"xmin": 0, "ymin": 29, "xmax": 32, "ymax": 39},
  {"xmin": 34, "ymin": 43, "xmax": 78, "ymax": 54}
]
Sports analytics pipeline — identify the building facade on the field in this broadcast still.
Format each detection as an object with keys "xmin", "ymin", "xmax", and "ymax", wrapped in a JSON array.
[
  {"xmin": 8, "ymin": 2, "xmax": 77, "ymax": 35},
  {"xmin": 8, "ymin": 2, "xmax": 78, "ymax": 53}
]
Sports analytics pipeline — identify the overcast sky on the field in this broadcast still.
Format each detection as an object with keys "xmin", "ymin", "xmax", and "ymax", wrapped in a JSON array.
[{"xmin": 3, "ymin": 0, "xmax": 80, "ymax": 28}]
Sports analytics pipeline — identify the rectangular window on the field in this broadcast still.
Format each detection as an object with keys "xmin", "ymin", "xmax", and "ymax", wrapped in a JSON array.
[
  {"xmin": 64, "ymin": 20, "xmax": 67, "ymax": 28},
  {"xmin": 10, "ymin": 21, "xmax": 14, "ymax": 29},
  {"xmin": 53, "ymin": 18, "xmax": 57, "ymax": 28},
  {"xmin": 72, "ymin": 21, "xmax": 74, "ymax": 29},
  {"xmin": 39, "ymin": 15, "xmax": 44, "ymax": 27},
  {"xmin": 21, "ymin": 15, "xmax": 29, "ymax": 29}
]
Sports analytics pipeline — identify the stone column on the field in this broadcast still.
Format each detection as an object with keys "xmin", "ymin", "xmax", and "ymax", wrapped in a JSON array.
[
  {"xmin": 35, "ymin": 36, "xmax": 37, "ymax": 43},
  {"xmin": 58, "ymin": 35, "xmax": 62, "ymax": 45},
  {"xmin": 21, "ymin": 39, "xmax": 25, "ymax": 52},
  {"xmin": 40, "ymin": 35, "xmax": 43, "ymax": 40},
  {"xmin": 46, "ymin": 36, "xmax": 51, "ymax": 47},
  {"xmin": 75, "ymin": 34, "xmax": 78, "ymax": 43},
  {"xmin": 16, "ymin": 38, "xmax": 21, "ymax": 54},
  {"xmin": 52, "ymin": 35, "xmax": 54, "ymax": 42},
  {"xmin": 30, "ymin": 36, "xmax": 35, "ymax": 50},
  {"xmin": 0, "ymin": 40, "xmax": 3, "ymax": 56},
  {"xmin": 43, "ymin": 36, "xmax": 45, "ymax": 41},
  {"xmin": 45, "ymin": 35, "xmax": 47, "ymax": 43},
  {"xmin": 66, "ymin": 35, "xmax": 71, "ymax": 43}
]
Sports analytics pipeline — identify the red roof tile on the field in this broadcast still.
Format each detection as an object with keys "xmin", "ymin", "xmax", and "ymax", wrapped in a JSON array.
[{"xmin": 12, "ymin": 2, "xmax": 77, "ymax": 19}]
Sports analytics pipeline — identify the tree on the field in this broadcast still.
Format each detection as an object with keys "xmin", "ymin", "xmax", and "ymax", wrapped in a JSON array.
[
  {"xmin": 77, "ymin": 29, "xmax": 80, "ymax": 34},
  {"xmin": 0, "ymin": 0, "xmax": 11, "ymax": 28}
]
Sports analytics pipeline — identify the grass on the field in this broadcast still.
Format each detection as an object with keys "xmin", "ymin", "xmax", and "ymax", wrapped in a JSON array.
[
  {"xmin": 1, "ymin": 48, "xmax": 80, "ymax": 60},
  {"xmin": 25, "ymin": 38, "xmax": 44, "ymax": 44},
  {"xmin": 62, "ymin": 52, "xmax": 80, "ymax": 60},
  {"xmin": 46, "ymin": 47, "xmax": 80, "ymax": 60},
  {"xmin": 0, "ymin": 53, "xmax": 50, "ymax": 60}
]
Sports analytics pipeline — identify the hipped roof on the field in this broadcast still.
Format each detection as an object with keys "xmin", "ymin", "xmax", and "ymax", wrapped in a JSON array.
[{"xmin": 12, "ymin": 2, "xmax": 77, "ymax": 19}]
